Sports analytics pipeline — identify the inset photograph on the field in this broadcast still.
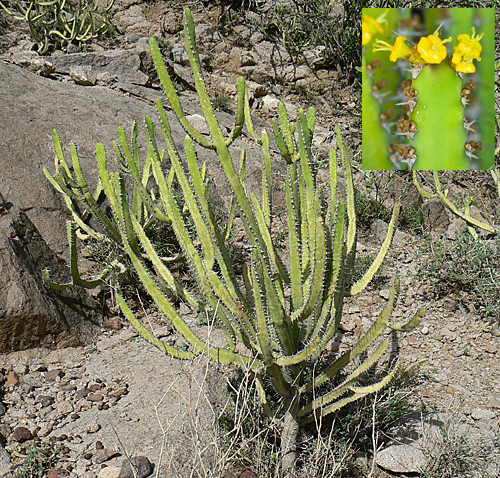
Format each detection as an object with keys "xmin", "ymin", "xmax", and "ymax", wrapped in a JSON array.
[{"xmin": 362, "ymin": 8, "xmax": 495, "ymax": 170}]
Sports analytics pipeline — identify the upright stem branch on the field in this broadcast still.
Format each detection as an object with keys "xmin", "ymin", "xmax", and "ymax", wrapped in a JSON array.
[{"xmin": 281, "ymin": 391, "xmax": 300, "ymax": 478}]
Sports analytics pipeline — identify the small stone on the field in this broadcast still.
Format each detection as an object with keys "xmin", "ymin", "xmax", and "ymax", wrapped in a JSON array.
[
  {"xmin": 38, "ymin": 395, "xmax": 55, "ymax": 408},
  {"xmin": 98, "ymin": 467, "xmax": 121, "ymax": 478},
  {"xmin": 46, "ymin": 469, "xmax": 70, "ymax": 478},
  {"xmin": 84, "ymin": 452, "xmax": 93, "ymax": 460},
  {"xmin": 86, "ymin": 423, "xmax": 100, "ymax": 433},
  {"xmin": 87, "ymin": 393, "xmax": 103, "ymax": 402},
  {"xmin": 471, "ymin": 408, "xmax": 497, "ymax": 420},
  {"xmin": 11, "ymin": 426, "xmax": 32, "ymax": 442},
  {"xmin": 89, "ymin": 384, "xmax": 101, "ymax": 392},
  {"xmin": 96, "ymin": 441, "xmax": 104, "ymax": 450},
  {"xmin": 38, "ymin": 423, "xmax": 53, "ymax": 437},
  {"xmin": 102, "ymin": 317, "xmax": 122, "ymax": 330},
  {"xmin": 119, "ymin": 456, "xmax": 153, "ymax": 478},
  {"xmin": 56, "ymin": 401, "xmax": 74, "ymax": 415},
  {"xmin": 45, "ymin": 370, "xmax": 64, "ymax": 381},
  {"xmin": 379, "ymin": 289, "xmax": 390, "ymax": 300},
  {"xmin": 485, "ymin": 344, "xmax": 497, "ymax": 354},
  {"xmin": 93, "ymin": 448, "xmax": 120, "ymax": 464},
  {"xmin": 420, "ymin": 326, "xmax": 429, "ymax": 335},
  {"xmin": 376, "ymin": 444, "xmax": 427, "ymax": 473},
  {"xmin": 76, "ymin": 388, "xmax": 90, "ymax": 400},
  {"xmin": 486, "ymin": 397, "xmax": 500, "ymax": 409},
  {"xmin": 445, "ymin": 385, "xmax": 456, "ymax": 395},
  {"xmin": 5, "ymin": 371, "xmax": 19, "ymax": 387},
  {"xmin": 0, "ymin": 402, "xmax": 6, "ymax": 417},
  {"xmin": 70, "ymin": 413, "xmax": 80, "ymax": 420},
  {"xmin": 443, "ymin": 299, "xmax": 457, "ymax": 311}
]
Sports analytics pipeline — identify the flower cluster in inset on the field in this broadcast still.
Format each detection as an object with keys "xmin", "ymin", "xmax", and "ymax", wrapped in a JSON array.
[
  {"xmin": 369, "ymin": 23, "xmax": 483, "ymax": 74},
  {"xmin": 451, "ymin": 27, "xmax": 483, "ymax": 73}
]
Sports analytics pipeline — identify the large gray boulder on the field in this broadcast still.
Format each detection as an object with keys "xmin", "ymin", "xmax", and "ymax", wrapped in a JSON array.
[{"xmin": 0, "ymin": 193, "xmax": 102, "ymax": 352}]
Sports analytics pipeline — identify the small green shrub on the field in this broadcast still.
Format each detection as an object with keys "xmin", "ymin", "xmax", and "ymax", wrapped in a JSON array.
[
  {"xmin": 417, "ymin": 230, "xmax": 500, "ymax": 320},
  {"xmin": 212, "ymin": 93, "xmax": 231, "ymax": 111},
  {"xmin": 354, "ymin": 188, "xmax": 392, "ymax": 230},
  {"xmin": 14, "ymin": 445, "xmax": 61, "ymax": 478},
  {"xmin": 261, "ymin": 0, "xmax": 346, "ymax": 72}
]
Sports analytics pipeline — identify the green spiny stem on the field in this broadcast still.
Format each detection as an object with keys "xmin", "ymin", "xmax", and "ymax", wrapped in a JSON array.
[
  {"xmin": 413, "ymin": 171, "xmax": 498, "ymax": 235},
  {"xmin": 362, "ymin": 55, "xmax": 395, "ymax": 170},
  {"xmin": 43, "ymin": 221, "xmax": 122, "ymax": 290},
  {"xmin": 410, "ymin": 62, "xmax": 469, "ymax": 170}
]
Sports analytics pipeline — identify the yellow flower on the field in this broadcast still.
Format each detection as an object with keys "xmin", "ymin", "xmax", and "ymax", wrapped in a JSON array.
[
  {"xmin": 372, "ymin": 36, "xmax": 425, "ymax": 64},
  {"xmin": 451, "ymin": 27, "xmax": 484, "ymax": 74},
  {"xmin": 417, "ymin": 31, "xmax": 452, "ymax": 64},
  {"xmin": 454, "ymin": 60, "xmax": 477, "ymax": 74},
  {"xmin": 362, "ymin": 12, "xmax": 387, "ymax": 46}
]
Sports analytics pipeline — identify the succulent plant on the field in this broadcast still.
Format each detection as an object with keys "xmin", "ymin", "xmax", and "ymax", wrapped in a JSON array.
[{"xmin": 44, "ymin": 8, "xmax": 424, "ymax": 475}]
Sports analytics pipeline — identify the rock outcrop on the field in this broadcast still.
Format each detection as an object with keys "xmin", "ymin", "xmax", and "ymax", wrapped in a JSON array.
[{"xmin": 0, "ymin": 193, "xmax": 102, "ymax": 352}]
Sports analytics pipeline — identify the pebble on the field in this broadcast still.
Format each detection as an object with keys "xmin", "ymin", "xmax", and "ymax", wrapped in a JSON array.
[
  {"xmin": 5, "ymin": 371, "xmax": 19, "ymax": 387},
  {"xmin": 86, "ymin": 423, "xmax": 100, "ymax": 433},
  {"xmin": 471, "ymin": 408, "xmax": 498, "ymax": 420},
  {"xmin": 486, "ymin": 397, "xmax": 500, "ymax": 409},
  {"xmin": 420, "ymin": 326, "xmax": 429, "ymax": 335},
  {"xmin": 118, "ymin": 456, "xmax": 153, "ymax": 478},
  {"xmin": 93, "ymin": 448, "xmax": 120, "ymax": 464},
  {"xmin": 45, "ymin": 370, "xmax": 64, "ymax": 381},
  {"xmin": 56, "ymin": 401, "xmax": 74, "ymax": 415},
  {"xmin": 98, "ymin": 467, "xmax": 122, "ymax": 478},
  {"xmin": 87, "ymin": 392, "xmax": 103, "ymax": 402},
  {"xmin": 11, "ymin": 426, "xmax": 32, "ymax": 442}
]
